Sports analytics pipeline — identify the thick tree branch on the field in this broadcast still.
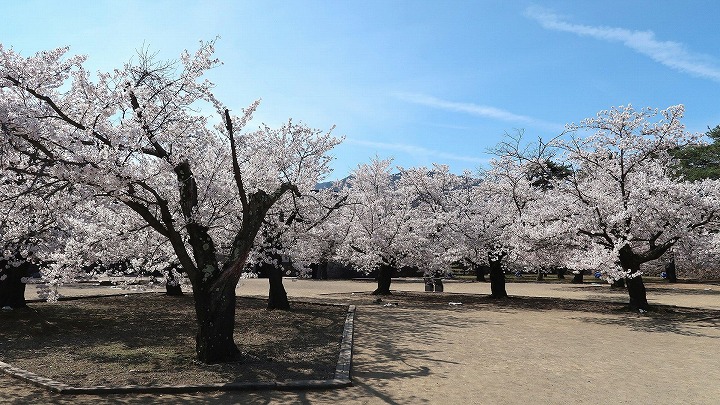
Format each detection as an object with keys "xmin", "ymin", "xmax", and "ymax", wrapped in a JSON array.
[{"xmin": 224, "ymin": 108, "xmax": 249, "ymax": 210}]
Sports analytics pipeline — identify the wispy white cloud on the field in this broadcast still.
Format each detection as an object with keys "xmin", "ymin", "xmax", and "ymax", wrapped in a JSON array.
[
  {"xmin": 394, "ymin": 92, "xmax": 534, "ymax": 123},
  {"xmin": 345, "ymin": 138, "xmax": 489, "ymax": 165},
  {"xmin": 392, "ymin": 92, "xmax": 562, "ymax": 131},
  {"xmin": 525, "ymin": 6, "xmax": 720, "ymax": 82}
]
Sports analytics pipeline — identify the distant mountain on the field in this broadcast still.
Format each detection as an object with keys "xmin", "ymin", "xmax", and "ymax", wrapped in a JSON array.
[
  {"xmin": 315, "ymin": 176, "xmax": 352, "ymax": 191},
  {"xmin": 315, "ymin": 171, "xmax": 477, "ymax": 191}
]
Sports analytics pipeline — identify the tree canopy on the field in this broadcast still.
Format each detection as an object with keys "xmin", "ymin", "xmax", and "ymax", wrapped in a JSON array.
[
  {"xmin": 2, "ymin": 41, "xmax": 720, "ymax": 364},
  {"xmin": 671, "ymin": 125, "xmax": 720, "ymax": 181},
  {"xmin": 0, "ymin": 41, "xmax": 340, "ymax": 362}
]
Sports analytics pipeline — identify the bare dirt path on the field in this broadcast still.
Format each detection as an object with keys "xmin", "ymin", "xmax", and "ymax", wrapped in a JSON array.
[{"xmin": 5, "ymin": 279, "xmax": 720, "ymax": 404}]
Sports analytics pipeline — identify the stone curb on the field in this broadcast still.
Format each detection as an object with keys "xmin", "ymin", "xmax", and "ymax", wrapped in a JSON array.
[
  {"xmin": 0, "ymin": 303, "xmax": 355, "ymax": 395},
  {"xmin": 0, "ymin": 361, "xmax": 72, "ymax": 393},
  {"xmin": 26, "ymin": 291, "xmax": 159, "ymax": 304},
  {"xmin": 335, "ymin": 305, "xmax": 355, "ymax": 381}
]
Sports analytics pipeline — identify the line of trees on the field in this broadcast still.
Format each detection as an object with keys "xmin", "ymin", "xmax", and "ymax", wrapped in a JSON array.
[
  {"xmin": 2, "ymin": 42, "xmax": 719, "ymax": 364},
  {"xmin": 285, "ymin": 106, "xmax": 720, "ymax": 311}
]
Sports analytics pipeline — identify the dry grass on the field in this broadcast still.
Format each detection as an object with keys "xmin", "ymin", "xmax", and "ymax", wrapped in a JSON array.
[{"xmin": 0, "ymin": 294, "xmax": 347, "ymax": 387}]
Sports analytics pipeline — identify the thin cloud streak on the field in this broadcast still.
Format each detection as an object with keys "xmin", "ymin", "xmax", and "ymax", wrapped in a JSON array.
[
  {"xmin": 345, "ymin": 138, "xmax": 489, "ymax": 165},
  {"xmin": 393, "ymin": 92, "xmax": 563, "ymax": 131},
  {"xmin": 394, "ymin": 92, "xmax": 535, "ymax": 123},
  {"xmin": 525, "ymin": 6, "xmax": 720, "ymax": 82}
]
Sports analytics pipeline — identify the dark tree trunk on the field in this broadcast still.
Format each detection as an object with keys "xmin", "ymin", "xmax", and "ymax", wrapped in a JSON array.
[
  {"xmin": 166, "ymin": 283, "xmax": 183, "ymax": 296},
  {"xmin": 556, "ymin": 267, "xmax": 566, "ymax": 280},
  {"xmin": 267, "ymin": 263, "xmax": 290, "ymax": 310},
  {"xmin": 311, "ymin": 262, "xmax": 326, "ymax": 279},
  {"xmin": 433, "ymin": 278, "xmax": 444, "ymax": 292},
  {"xmin": 664, "ymin": 259, "xmax": 677, "ymax": 283},
  {"xmin": 627, "ymin": 275, "xmax": 649, "ymax": 310},
  {"xmin": 619, "ymin": 245, "xmax": 650, "ymax": 311},
  {"xmin": 488, "ymin": 255, "xmax": 507, "ymax": 298},
  {"xmin": 193, "ymin": 285, "xmax": 240, "ymax": 364},
  {"xmin": 318, "ymin": 260, "xmax": 328, "ymax": 280},
  {"xmin": 0, "ymin": 261, "xmax": 29, "ymax": 309},
  {"xmin": 373, "ymin": 264, "xmax": 393, "ymax": 295},
  {"xmin": 571, "ymin": 271, "xmax": 584, "ymax": 284},
  {"xmin": 165, "ymin": 268, "xmax": 183, "ymax": 296},
  {"xmin": 536, "ymin": 268, "xmax": 544, "ymax": 281},
  {"xmin": 475, "ymin": 264, "xmax": 487, "ymax": 282},
  {"xmin": 611, "ymin": 278, "xmax": 626, "ymax": 289}
]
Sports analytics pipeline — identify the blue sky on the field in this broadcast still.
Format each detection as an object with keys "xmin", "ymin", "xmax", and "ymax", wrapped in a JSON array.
[{"xmin": 3, "ymin": 0, "xmax": 720, "ymax": 178}]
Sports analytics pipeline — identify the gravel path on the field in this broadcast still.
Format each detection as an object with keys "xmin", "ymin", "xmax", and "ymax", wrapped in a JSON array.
[{"xmin": 4, "ymin": 279, "xmax": 720, "ymax": 404}]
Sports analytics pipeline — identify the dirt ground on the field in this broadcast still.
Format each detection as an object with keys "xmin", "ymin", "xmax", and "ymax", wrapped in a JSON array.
[
  {"xmin": 3, "ymin": 279, "xmax": 720, "ymax": 404},
  {"xmin": 1, "ymin": 295, "xmax": 346, "ymax": 388}
]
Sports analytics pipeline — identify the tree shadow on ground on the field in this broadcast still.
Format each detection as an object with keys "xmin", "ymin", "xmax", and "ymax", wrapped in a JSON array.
[
  {"xmin": 339, "ymin": 305, "xmax": 487, "ymax": 405},
  {"xmin": 645, "ymin": 286, "xmax": 720, "ymax": 297},
  {"xmin": 572, "ymin": 310, "xmax": 720, "ymax": 339},
  {"xmin": 0, "ymin": 302, "xmax": 485, "ymax": 405},
  {"xmin": 0, "ymin": 294, "xmax": 345, "ymax": 387},
  {"xmin": 340, "ymin": 291, "xmax": 720, "ymax": 341},
  {"xmin": 4, "ymin": 291, "xmax": 719, "ymax": 404}
]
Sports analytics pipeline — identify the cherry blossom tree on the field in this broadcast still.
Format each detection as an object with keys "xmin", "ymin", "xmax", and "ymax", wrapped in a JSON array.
[
  {"xmin": 459, "ymin": 136, "xmax": 558, "ymax": 298},
  {"xmin": 489, "ymin": 133, "xmax": 578, "ymax": 282},
  {"xmin": 394, "ymin": 165, "xmax": 464, "ymax": 293},
  {"xmin": 547, "ymin": 105, "xmax": 719, "ymax": 310},
  {"xmin": 0, "ymin": 138, "xmax": 108, "ymax": 306},
  {"xmin": 397, "ymin": 157, "xmax": 542, "ymax": 298},
  {"xmin": 0, "ymin": 165, "xmax": 69, "ymax": 307},
  {"xmin": 668, "ymin": 231, "xmax": 720, "ymax": 280},
  {"xmin": 235, "ymin": 183, "xmax": 349, "ymax": 309},
  {"xmin": 335, "ymin": 158, "xmax": 431, "ymax": 294},
  {"xmin": 288, "ymin": 186, "xmax": 353, "ymax": 280},
  {"xmin": 0, "ymin": 42, "xmax": 340, "ymax": 363}
]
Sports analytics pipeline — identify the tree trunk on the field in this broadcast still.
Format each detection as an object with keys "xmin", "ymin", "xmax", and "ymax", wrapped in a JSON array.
[
  {"xmin": 165, "ymin": 268, "xmax": 183, "ymax": 296},
  {"xmin": 611, "ymin": 278, "xmax": 626, "ymax": 289},
  {"xmin": 0, "ymin": 261, "xmax": 29, "ymax": 309},
  {"xmin": 166, "ymin": 283, "xmax": 183, "ymax": 296},
  {"xmin": 571, "ymin": 271, "xmax": 584, "ymax": 284},
  {"xmin": 433, "ymin": 278, "xmax": 444, "ymax": 292},
  {"xmin": 664, "ymin": 259, "xmax": 677, "ymax": 283},
  {"xmin": 310, "ymin": 260, "xmax": 329, "ymax": 279},
  {"xmin": 556, "ymin": 267, "xmax": 566, "ymax": 280},
  {"xmin": 318, "ymin": 260, "xmax": 328, "ymax": 280},
  {"xmin": 267, "ymin": 263, "xmax": 290, "ymax": 310},
  {"xmin": 192, "ymin": 285, "xmax": 240, "ymax": 363},
  {"xmin": 627, "ymin": 275, "xmax": 649, "ymax": 311},
  {"xmin": 475, "ymin": 264, "xmax": 487, "ymax": 282},
  {"xmin": 536, "ymin": 268, "xmax": 544, "ymax": 281},
  {"xmin": 373, "ymin": 264, "xmax": 393, "ymax": 295},
  {"xmin": 488, "ymin": 256, "xmax": 507, "ymax": 298},
  {"xmin": 619, "ymin": 245, "xmax": 650, "ymax": 311}
]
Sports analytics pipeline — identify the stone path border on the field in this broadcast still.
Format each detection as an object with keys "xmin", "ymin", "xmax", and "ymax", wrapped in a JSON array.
[
  {"xmin": 25, "ymin": 292, "xmax": 153, "ymax": 303},
  {"xmin": 0, "ymin": 303, "xmax": 355, "ymax": 395}
]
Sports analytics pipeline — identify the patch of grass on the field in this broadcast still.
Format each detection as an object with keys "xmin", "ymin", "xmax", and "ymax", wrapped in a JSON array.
[{"xmin": 0, "ymin": 294, "xmax": 346, "ymax": 387}]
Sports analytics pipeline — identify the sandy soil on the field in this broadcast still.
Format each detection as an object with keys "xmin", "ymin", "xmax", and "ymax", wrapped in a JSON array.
[{"xmin": 4, "ymin": 279, "xmax": 720, "ymax": 404}]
